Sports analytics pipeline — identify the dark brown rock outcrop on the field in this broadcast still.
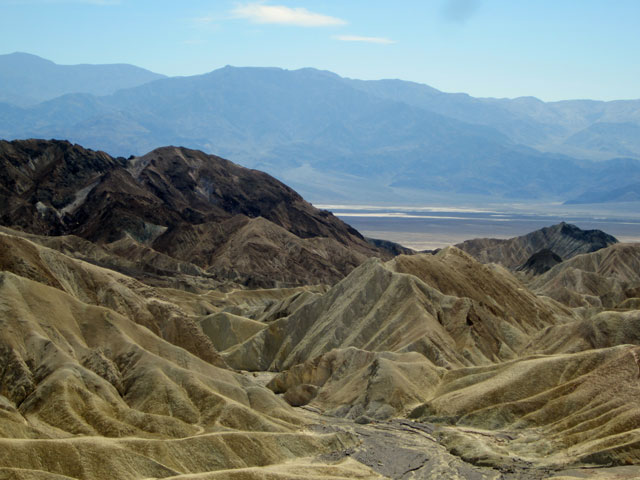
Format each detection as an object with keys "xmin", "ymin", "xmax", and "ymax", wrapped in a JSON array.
[
  {"xmin": 516, "ymin": 248, "xmax": 563, "ymax": 275},
  {"xmin": 0, "ymin": 139, "xmax": 384, "ymax": 286}
]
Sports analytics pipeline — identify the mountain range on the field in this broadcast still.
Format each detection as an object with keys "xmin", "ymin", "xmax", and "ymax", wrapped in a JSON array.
[{"xmin": 2, "ymin": 53, "xmax": 640, "ymax": 205}]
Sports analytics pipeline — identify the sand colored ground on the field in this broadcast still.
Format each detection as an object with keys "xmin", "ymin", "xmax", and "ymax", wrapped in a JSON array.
[{"xmin": 528, "ymin": 243, "xmax": 640, "ymax": 309}]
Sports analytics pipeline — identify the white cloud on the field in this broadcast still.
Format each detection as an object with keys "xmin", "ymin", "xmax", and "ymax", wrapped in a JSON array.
[
  {"xmin": 333, "ymin": 35, "xmax": 395, "ymax": 45},
  {"xmin": 232, "ymin": 3, "xmax": 346, "ymax": 27}
]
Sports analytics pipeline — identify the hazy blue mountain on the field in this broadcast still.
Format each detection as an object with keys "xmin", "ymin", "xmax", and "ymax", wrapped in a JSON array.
[
  {"xmin": 346, "ymin": 79, "xmax": 640, "ymax": 161},
  {"xmin": 345, "ymin": 79, "xmax": 559, "ymax": 148},
  {"xmin": 565, "ymin": 183, "xmax": 640, "ymax": 204},
  {"xmin": 564, "ymin": 158, "xmax": 640, "ymax": 204},
  {"xmin": 562, "ymin": 122, "xmax": 640, "ymax": 158},
  {"xmin": 0, "ymin": 52, "xmax": 165, "ymax": 106},
  {"xmin": 2, "ymin": 61, "xmax": 640, "ymax": 204}
]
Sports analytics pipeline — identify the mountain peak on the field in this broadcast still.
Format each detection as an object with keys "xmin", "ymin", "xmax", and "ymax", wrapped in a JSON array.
[
  {"xmin": 457, "ymin": 222, "xmax": 618, "ymax": 270},
  {"xmin": 555, "ymin": 222, "xmax": 619, "ymax": 247},
  {"xmin": 3, "ymin": 51, "xmax": 54, "ymax": 63},
  {"xmin": 0, "ymin": 139, "xmax": 383, "ymax": 287}
]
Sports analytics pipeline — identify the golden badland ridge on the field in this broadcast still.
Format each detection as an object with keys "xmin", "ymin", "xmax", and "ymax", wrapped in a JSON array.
[{"xmin": 1, "ymin": 139, "xmax": 640, "ymax": 479}]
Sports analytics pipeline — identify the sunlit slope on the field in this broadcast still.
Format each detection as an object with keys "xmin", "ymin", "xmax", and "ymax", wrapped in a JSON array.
[
  {"xmin": 529, "ymin": 243, "xmax": 640, "ymax": 308},
  {"xmin": 224, "ymin": 248, "xmax": 572, "ymax": 372},
  {"xmin": 410, "ymin": 345, "xmax": 640, "ymax": 467},
  {"xmin": 0, "ymin": 261, "xmax": 372, "ymax": 478}
]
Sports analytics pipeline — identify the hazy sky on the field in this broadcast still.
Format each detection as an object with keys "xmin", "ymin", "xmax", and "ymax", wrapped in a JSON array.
[{"xmin": 1, "ymin": 0, "xmax": 639, "ymax": 101}]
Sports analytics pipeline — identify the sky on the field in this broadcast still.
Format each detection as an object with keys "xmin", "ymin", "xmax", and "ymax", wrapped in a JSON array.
[{"xmin": 1, "ymin": 0, "xmax": 639, "ymax": 101}]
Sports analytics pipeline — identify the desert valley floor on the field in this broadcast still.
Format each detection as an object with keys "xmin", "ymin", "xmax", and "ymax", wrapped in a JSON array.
[{"xmin": 324, "ymin": 205, "xmax": 640, "ymax": 251}]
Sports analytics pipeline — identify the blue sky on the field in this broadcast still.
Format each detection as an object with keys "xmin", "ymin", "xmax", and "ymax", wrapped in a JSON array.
[{"xmin": 1, "ymin": 0, "xmax": 639, "ymax": 101}]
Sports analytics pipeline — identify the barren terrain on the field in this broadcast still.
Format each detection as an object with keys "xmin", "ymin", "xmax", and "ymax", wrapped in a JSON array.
[{"xmin": 1, "ymin": 141, "xmax": 640, "ymax": 479}]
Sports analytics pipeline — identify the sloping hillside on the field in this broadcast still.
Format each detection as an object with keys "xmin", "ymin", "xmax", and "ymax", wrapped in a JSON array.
[
  {"xmin": 528, "ymin": 243, "xmax": 640, "ymax": 308},
  {"xmin": 223, "ymin": 248, "xmax": 572, "ymax": 372}
]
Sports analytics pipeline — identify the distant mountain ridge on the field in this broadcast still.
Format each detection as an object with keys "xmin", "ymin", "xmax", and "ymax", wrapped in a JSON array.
[
  {"xmin": 2, "ymin": 56, "xmax": 640, "ymax": 204},
  {"xmin": 346, "ymin": 78, "xmax": 640, "ymax": 162},
  {"xmin": 0, "ymin": 52, "xmax": 165, "ymax": 106}
]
